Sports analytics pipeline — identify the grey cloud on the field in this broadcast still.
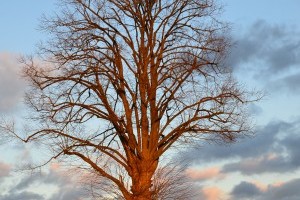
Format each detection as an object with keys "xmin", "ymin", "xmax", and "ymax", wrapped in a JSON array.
[
  {"xmin": 268, "ymin": 72, "xmax": 300, "ymax": 93},
  {"xmin": 261, "ymin": 178, "xmax": 300, "ymax": 200},
  {"xmin": 181, "ymin": 119, "xmax": 300, "ymax": 175},
  {"xmin": 9, "ymin": 164, "xmax": 71, "ymax": 192},
  {"xmin": 7, "ymin": 166, "xmax": 90, "ymax": 200},
  {"xmin": 222, "ymin": 154, "xmax": 293, "ymax": 175},
  {"xmin": 46, "ymin": 168, "xmax": 88, "ymax": 200},
  {"xmin": 180, "ymin": 120, "xmax": 286, "ymax": 164},
  {"xmin": 48, "ymin": 187, "xmax": 88, "ymax": 200},
  {"xmin": 231, "ymin": 179, "xmax": 300, "ymax": 200},
  {"xmin": 43, "ymin": 167, "xmax": 71, "ymax": 185},
  {"xmin": 44, "ymin": 167, "xmax": 89, "ymax": 200},
  {"xmin": 0, "ymin": 191, "xmax": 45, "ymax": 200},
  {"xmin": 228, "ymin": 20, "xmax": 300, "ymax": 76},
  {"xmin": 222, "ymin": 119, "xmax": 300, "ymax": 175},
  {"xmin": 231, "ymin": 181, "xmax": 261, "ymax": 199},
  {"xmin": 10, "ymin": 173, "xmax": 42, "ymax": 192},
  {"xmin": 266, "ymin": 42, "xmax": 300, "ymax": 73},
  {"xmin": 281, "ymin": 129, "xmax": 300, "ymax": 167},
  {"xmin": 248, "ymin": 103, "xmax": 263, "ymax": 116}
]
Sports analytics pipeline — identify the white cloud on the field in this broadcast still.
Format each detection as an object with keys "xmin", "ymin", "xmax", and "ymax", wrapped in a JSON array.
[{"xmin": 0, "ymin": 52, "xmax": 25, "ymax": 112}]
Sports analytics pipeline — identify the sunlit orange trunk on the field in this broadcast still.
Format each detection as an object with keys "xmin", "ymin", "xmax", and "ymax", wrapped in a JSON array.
[
  {"xmin": 128, "ymin": 159, "xmax": 158, "ymax": 200},
  {"xmin": 131, "ymin": 175, "xmax": 152, "ymax": 200}
]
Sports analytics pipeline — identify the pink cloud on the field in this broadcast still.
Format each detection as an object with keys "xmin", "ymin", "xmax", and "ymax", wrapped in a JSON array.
[
  {"xmin": 202, "ymin": 186, "xmax": 224, "ymax": 200},
  {"xmin": 186, "ymin": 167, "xmax": 224, "ymax": 181},
  {"xmin": 49, "ymin": 162, "xmax": 61, "ymax": 171},
  {"xmin": 272, "ymin": 181, "xmax": 285, "ymax": 188},
  {"xmin": 251, "ymin": 180, "xmax": 268, "ymax": 192},
  {"xmin": 0, "ymin": 161, "xmax": 11, "ymax": 178},
  {"xmin": 251, "ymin": 180, "xmax": 285, "ymax": 192}
]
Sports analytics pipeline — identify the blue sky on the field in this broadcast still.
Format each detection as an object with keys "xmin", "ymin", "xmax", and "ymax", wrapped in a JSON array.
[
  {"xmin": 225, "ymin": 0, "xmax": 300, "ymax": 24},
  {"xmin": 1, "ymin": 1, "xmax": 300, "ymax": 200},
  {"xmin": 0, "ymin": 1, "xmax": 55, "ymax": 53}
]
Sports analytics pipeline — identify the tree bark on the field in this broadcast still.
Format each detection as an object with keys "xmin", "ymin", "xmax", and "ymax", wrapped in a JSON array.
[{"xmin": 129, "ymin": 159, "xmax": 158, "ymax": 200}]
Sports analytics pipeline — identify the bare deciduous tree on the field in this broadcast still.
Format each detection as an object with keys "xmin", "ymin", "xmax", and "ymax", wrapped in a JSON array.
[
  {"xmin": 4, "ymin": 0, "xmax": 259, "ymax": 199},
  {"xmin": 85, "ymin": 160, "xmax": 197, "ymax": 200},
  {"xmin": 151, "ymin": 162, "xmax": 198, "ymax": 200}
]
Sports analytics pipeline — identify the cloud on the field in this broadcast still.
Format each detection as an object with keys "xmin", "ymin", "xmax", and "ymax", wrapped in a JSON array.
[
  {"xmin": 231, "ymin": 181, "xmax": 261, "ymax": 199},
  {"xmin": 47, "ymin": 188, "xmax": 87, "ymax": 200},
  {"xmin": 222, "ymin": 153, "xmax": 293, "ymax": 175},
  {"xmin": 10, "ymin": 173, "xmax": 42, "ymax": 192},
  {"xmin": 186, "ymin": 167, "xmax": 224, "ymax": 181},
  {"xmin": 201, "ymin": 186, "xmax": 224, "ymax": 200},
  {"xmin": 267, "ymin": 72, "xmax": 300, "ymax": 93},
  {"xmin": 5, "ymin": 163, "xmax": 90, "ymax": 200},
  {"xmin": 46, "ymin": 165, "xmax": 89, "ymax": 200},
  {"xmin": 251, "ymin": 180, "xmax": 284, "ymax": 193},
  {"xmin": 228, "ymin": 20, "xmax": 300, "ymax": 76},
  {"xmin": 231, "ymin": 179, "xmax": 300, "ymax": 200},
  {"xmin": 180, "ymin": 120, "xmax": 284, "ymax": 164},
  {"xmin": 227, "ymin": 20, "xmax": 300, "ymax": 96},
  {"xmin": 261, "ymin": 178, "xmax": 300, "ymax": 200},
  {"xmin": 248, "ymin": 103, "xmax": 263, "ymax": 116},
  {"xmin": 0, "ymin": 161, "xmax": 11, "ymax": 179},
  {"xmin": 0, "ymin": 52, "xmax": 25, "ymax": 112},
  {"xmin": 222, "ymin": 118, "xmax": 300, "ymax": 175},
  {"xmin": 0, "ymin": 191, "xmax": 45, "ymax": 200},
  {"xmin": 181, "ymin": 118, "xmax": 300, "ymax": 175}
]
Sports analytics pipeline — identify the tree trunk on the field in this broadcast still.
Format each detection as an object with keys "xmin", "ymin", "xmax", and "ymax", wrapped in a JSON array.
[
  {"xmin": 129, "ymin": 159, "xmax": 158, "ymax": 200},
  {"xmin": 130, "ymin": 170, "xmax": 153, "ymax": 200}
]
